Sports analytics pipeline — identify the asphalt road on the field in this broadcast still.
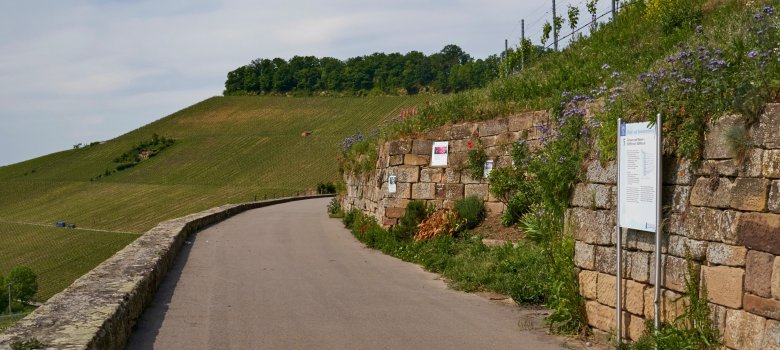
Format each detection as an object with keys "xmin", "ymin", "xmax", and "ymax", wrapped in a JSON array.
[{"xmin": 126, "ymin": 198, "xmax": 572, "ymax": 350}]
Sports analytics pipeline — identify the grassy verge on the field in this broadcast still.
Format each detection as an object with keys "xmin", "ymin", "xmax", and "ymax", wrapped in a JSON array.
[{"xmin": 340, "ymin": 209, "xmax": 549, "ymax": 305}]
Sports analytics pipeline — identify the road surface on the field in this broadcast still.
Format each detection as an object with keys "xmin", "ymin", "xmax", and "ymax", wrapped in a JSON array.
[{"xmin": 126, "ymin": 198, "xmax": 573, "ymax": 349}]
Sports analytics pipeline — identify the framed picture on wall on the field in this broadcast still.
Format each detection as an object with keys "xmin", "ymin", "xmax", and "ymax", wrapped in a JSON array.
[
  {"xmin": 388, "ymin": 175, "xmax": 397, "ymax": 193},
  {"xmin": 430, "ymin": 141, "xmax": 449, "ymax": 166}
]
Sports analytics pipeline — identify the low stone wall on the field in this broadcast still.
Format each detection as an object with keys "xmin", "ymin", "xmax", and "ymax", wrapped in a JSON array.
[
  {"xmin": 0, "ymin": 195, "xmax": 332, "ymax": 350},
  {"xmin": 573, "ymin": 104, "xmax": 780, "ymax": 349},
  {"xmin": 342, "ymin": 111, "xmax": 549, "ymax": 226}
]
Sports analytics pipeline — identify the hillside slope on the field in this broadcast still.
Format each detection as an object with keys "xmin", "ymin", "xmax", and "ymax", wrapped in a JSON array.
[{"xmin": 0, "ymin": 95, "xmax": 432, "ymax": 300}]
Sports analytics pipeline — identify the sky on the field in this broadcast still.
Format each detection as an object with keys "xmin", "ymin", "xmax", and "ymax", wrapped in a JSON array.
[{"xmin": 0, "ymin": 0, "xmax": 616, "ymax": 166}]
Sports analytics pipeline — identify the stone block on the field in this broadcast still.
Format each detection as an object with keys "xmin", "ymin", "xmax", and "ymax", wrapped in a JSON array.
[
  {"xmin": 687, "ymin": 207, "xmax": 741, "ymax": 244},
  {"xmin": 706, "ymin": 242, "xmax": 747, "ymax": 266},
  {"xmin": 690, "ymin": 177, "xmax": 733, "ymax": 208},
  {"xmin": 725, "ymin": 309, "xmax": 767, "ymax": 350},
  {"xmin": 480, "ymin": 135, "xmax": 499, "ymax": 148},
  {"xmin": 774, "ymin": 257, "xmax": 780, "ymax": 300},
  {"xmin": 387, "ymin": 140, "xmax": 411, "ymax": 155},
  {"xmin": 667, "ymin": 235, "xmax": 708, "ymax": 260},
  {"xmin": 479, "ymin": 117, "xmax": 509, "ymax": 136},
  {"xmin": 411, "ymin": 183, "xmax": 435, "ymax": 200},
  {"xmin": 570, "ymin": 207, "xmax": 614, "ymax": 245},
  {"xmin": 663, "ymin": 157, "xmax": 694, "ymax": 185},
  {"xmin": 586, "ymin": 160, "xmax": 616, "ymax": 184},
  {"xmin": 597, "ymin": 273, "xmax": 617, "ymax": 307},
  {"xmin": 704, "ymin": 114, "xmax": 745, "ymax": 159},
  {"xmin": 435, "ymin": 183, "xmax": 463, "ymax": 201},
  {"xmin": 657, "ymin": 255, "xmax": 694, "ymax": 293},
  {"xmin": 746, "ymin": 250, "xmax": 774, "ymax": 298},
  {"xmin": 403, "ymin": 154, "xmax": 429, "ymax": 166},
  {"xmin": 460, "ymin": 171, "xmax": 484, "ymax": 184},
  {"xmin": 595, "ymin": 246, "xmax": 617, "ymax": 275},
  {"xmin": 382, "ymin": 197, "xmax": 409, "ymax": 209},
  {"xmin": 446, "ymin": 122, "xmax": 477, "ymax": 139},
  {"xmin": 745, "ymin": 293, "xmax": 780, "ymax": 320},
  {"xmin": 496, "ymin": 156, "xmax": 512, "ymax": 169},
  {"xmin": 628, "ymin": 315, "xmax": 646, "ymax": 341},
  {"xmin": 383, "ymin": 182, "xmax": 411, "ymax": 199},
  {"xmin": 738, "ymin": 213, "xmax": 780, "ymax": 255},
  {"xmin": 420, "ymin": 168, "xmax": 444, "ymax": 183},
  {"xmin": 449, "ymin": 139, "xmax": 470, "ymax": 153},
  {"xmin": 507, "ymin": 112, "xmax": 534, "ymax": 132},
  {"xmin": 730, "ymin": 178, "xmax": 769, "ymax": 212},
  {"xmin": 585, "ymin": 301, "xmax": 629, "ymax": 337},
  {"xmin": 627, "ymin": 250, "xmax": 650, "ymax": 283},
  {"xmin": 763, "ymin": 149, "xmax": 780, "ymax": 178},
  {"xmin": 464, "ymin": 183, "xmax": 489, "ymax": 201},
  {"xmin": 695, "ymin": 159, "xmax": 738, "ymax": 177},
  {"xmin": 448, "ymin": 152, "xmax": 467, "ymax": 169},
  {"xmin": 385, "ymin": 207, "xmax": 405, "ymax": 219},
  {"xmin": 623, "ymin": 229, "xmax": 666, "ymax": 253},
  {"xmin": 495, "ymin": 132, "xmax": 518, "ymax": 146},
  {"xmin": 702, "ymin": 265, "xmax": 744, "ymax": 308},
  {"xmin": 411, "ymin": 139, "xmax": 433, "ymax": 155},
  {"xmin": 740, "ymin": 148, "xmax": 765, "ymax": 178},
  {"xmin": 663, "ymin": 290, "xmax": 688, "ymax": 322},
  {"xmin": 484, "ymin": 201, "xmax": 505, "ymax": 217},
  {"xmin": 752, "ymin": 103, "xmax": 780, "ymax": 149},
  {"xmin": 382, "ymin": 217, "xmax": 398, "ymax": 226},
  {"xmin": 709, "ymin": 303, "xmax": 728, "ymax": 335},
  {"xmin": 764, "ymin": 319, "xmax": 780, "ymax": 349},
  {"xmin": 571, "ymin": 183, "xmax": 613, "ymax": 209},
  {"xmin": 579, "ymin": 270, "xmax": 599, "ymax": 300},
  {"xmin": 389, "ymin": 154, "xmax": 404, "ymax": 166},
  {"xmin": 575, "ymin": 241, "xmax": 596, "ymax": 270},
  {"xmin": 769, "ymin": 180, "xmax": 780, "ymax": 213},
  {"xmin": 387, "ymin": 166, "xmax": 419, "ymax": 183},
  {"xmin": 662, "ymin": 185, "xmax": 690, "ymax": 213},
  {"xmin": 444, "ymin": 167, "xmax": 460, "ymax": 183},
  {"xmin": 625, "ymin": 280, "xmax": 646, "ymax": 316}
]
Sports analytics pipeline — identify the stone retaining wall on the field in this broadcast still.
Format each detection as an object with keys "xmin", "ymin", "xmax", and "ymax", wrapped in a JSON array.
[
  {"xmin": 573, "ymin": 104, "xmax": 780, "ymax": 349},
  {"xmin": 342, "ymin": 111, "xmax": 549, "ymax": 226},
  {"xmin": 0, "ymin": 195, "xmax": 333, "ymax": 350}
]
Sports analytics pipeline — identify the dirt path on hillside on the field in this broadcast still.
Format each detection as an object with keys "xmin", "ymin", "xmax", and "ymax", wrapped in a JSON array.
[{"xmin": 125, "ymin": 198, "xmax": 580, "ymax": 350}]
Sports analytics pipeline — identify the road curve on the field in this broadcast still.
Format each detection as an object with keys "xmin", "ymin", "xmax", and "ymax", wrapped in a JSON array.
[{"xmin": 126, "ymin": 198, "xmax": 569, "ymax": 350}]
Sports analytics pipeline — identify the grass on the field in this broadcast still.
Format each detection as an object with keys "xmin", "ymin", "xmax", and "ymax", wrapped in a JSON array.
[{"xmin": 0, "ymin": 95, "xmax": 436, "ymax": 301}]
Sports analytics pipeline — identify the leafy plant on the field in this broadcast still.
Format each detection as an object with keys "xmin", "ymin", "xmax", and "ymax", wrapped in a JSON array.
[
  {"xmin": 391, "ymin": 200, "xmax": 431, "ymax": 240},
  {"xmin": 725, "ymin": 125, "xmax": 751, "ymax": 165},
  {"xmin": 327, "ymin": 197, "xmax": 343, "ymax": 217},
  {"xmin": 466, "ymin": 146, "xmax": 488, "ymax": 179},
  {"xmin": 317, "ymin": 182, "xmax": 337, "ymax": 194},
  {"xmin": 11, "ymin": 338, "xmax": 47, "ymax": 350},
  {"xmin": 644, "ymin": 0, "xmax": 704, "ymax": 34},
  {"xmin": 342, "ymin": 208, "xmax": 360, "ymax": 228},
  {"xmin": 454, "ymin": 195, "xmax": 485, "ymax": 230},
  {"xmin": 8, "ymin": 266, "xmax": 37, "ymax": 304}
]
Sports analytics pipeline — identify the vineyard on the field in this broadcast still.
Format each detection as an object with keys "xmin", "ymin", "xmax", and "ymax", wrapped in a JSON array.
[{"xmin": 0, "ymin": 95, "xmax": 435, "ymax": 300}]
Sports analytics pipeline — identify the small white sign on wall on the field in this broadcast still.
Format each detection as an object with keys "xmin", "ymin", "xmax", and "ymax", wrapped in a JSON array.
[
  {"xmin": 430, "ymin": 141, "xmax": 449, "ymax": 166},
  {"xmin": 483, "ymin": 159, "xmax": 494, "ymax": 178},
  {"xmin": 388, "ymin": 175, "xmax": 397, "ymax": 193}
]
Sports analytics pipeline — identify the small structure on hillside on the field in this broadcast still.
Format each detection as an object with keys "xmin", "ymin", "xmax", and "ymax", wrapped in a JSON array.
[{"xmin": 301, "ymin": 131, "xmax": 312, "ymax": 137}]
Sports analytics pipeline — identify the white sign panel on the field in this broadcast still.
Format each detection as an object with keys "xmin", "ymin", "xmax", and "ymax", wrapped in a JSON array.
[
  {"xmin": 483, "ymin": 159, "xmax": 494, "ymax": 178},
  {"xmin": 430, "ymin": 141, "xmax": 449, "ymax": 166},
  {"xmin": 388, "ymin": 175, "xmax": 397, "ymax": 193},
  {"xmin": 618, "ymin": 122, "xmax": 658, "ymax": 232}
]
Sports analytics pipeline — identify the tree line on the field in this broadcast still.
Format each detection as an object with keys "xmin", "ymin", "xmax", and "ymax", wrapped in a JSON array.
[{"xmin": 223, "ymin": 45, "xmax": 501, "ymax": 95}]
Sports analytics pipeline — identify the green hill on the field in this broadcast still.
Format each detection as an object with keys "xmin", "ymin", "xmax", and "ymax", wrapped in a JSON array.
[{"xmin": 0, "ymin": 95, "xmax": 433, "ymax": 300}]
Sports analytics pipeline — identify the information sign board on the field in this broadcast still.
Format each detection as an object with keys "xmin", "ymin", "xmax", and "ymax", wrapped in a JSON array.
[{"xmin": 618, "ymin": 122, "xmax": 658, "ymax": 232}]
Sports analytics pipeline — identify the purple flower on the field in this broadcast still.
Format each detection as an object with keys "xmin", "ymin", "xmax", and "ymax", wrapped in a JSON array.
[
  {"xmin": 611, "ymin": 71, "xmax": 620, "ymax": 79},
  {"xmin": 696, "ymin": 25, "xmax": 703, "ymax": 33},
  {"xmin": 764, "ymin": 6, "xmax": 774, "ymax": 15},
  {"xmin": 714, "ymin": 49, "xmax": 724, "ymax": 55},
  {"xmin": 601, "ymin": 63, "xmax": 611, "ymax": 70},
  {"xmin": 748, "ymin": 50, "xmax": 758, "ymax": 59},
  {"xmin": 755, "ymin": 13, "xmax": 765, "ymax": 20}
]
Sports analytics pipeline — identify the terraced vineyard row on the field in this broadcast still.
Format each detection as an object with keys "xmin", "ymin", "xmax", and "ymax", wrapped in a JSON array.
[{"xmin": 0, "ymin": 95, "xmax": 436, "ymax": 301}]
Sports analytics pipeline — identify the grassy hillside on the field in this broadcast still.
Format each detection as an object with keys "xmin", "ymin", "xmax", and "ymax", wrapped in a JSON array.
[{"xmin": 0, "ymin": 95, "xmax": 434, "ymax": 300}]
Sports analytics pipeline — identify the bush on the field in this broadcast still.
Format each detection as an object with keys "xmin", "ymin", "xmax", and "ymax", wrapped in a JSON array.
[
  {"xmin": 454, "ymin": 195, "xmax": 485, "ymax": 230},
  {"xmin": 317, "ymin": 182, "xmax": 336, "ymax": 194},
  {"xmin": 0, "ymin": 275, "xmax": 7, "ymax": 312},
  {"xmin": 342, "ymin": 208, "xmax": 360, "ymax": 228},
  {"xmin": 8, "ymin": 267, "xmax": 37, "ymax": 304},
  {"xmin": 391, "ymin": 200, "xmax": 430, "ymax": 240},
  {"xmin": 327, "ymin": 197, "xmax": 342, "ymax": 217}
]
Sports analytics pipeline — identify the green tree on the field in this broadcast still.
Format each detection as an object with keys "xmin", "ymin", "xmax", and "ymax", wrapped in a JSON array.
[
  {"xmin": 8, "ymin": 266, "xmax": 37, "ymax": 304},
  {"xmin": 568, "ymin": 5, "xmax": 580, "ymax": 41},
  {"xmin": 0, "ymin": 275, "xmax": 7, "ymax": 313}
]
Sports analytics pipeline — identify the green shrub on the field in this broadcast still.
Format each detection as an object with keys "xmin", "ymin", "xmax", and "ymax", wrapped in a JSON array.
[
  {"xmin": 342, "ymin": 209, "xmax": 360, "ymax": 228},
  {"xmin": 454, "ymin": 195, "xmax": 485, "ymax": 230},
  {"xmin": 8, "ymin": 266, "xmax": 37, "ymax": 303},
  {"xmin": 327, "ymin": 197, "xmax": 343, "ymax": 217},
  {"xmin": 0, "ymin": 275, "xmax": 6, "ymax": 312},
  {"xmin": 467, "ymin": 146, "xmax": 488, "ymax": 179},
  {"xmin": 391, "ymin": 200, "xmax": 430, "ymax": 240},
  {"xmin": 317, "ymin": 182, "xmax": 337, "ymax": 194}
]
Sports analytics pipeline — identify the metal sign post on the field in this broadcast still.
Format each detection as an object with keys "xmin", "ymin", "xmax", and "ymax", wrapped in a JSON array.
[{"xmin": 616, "ymin": 115, "xmax": 662, "ymax": 343}]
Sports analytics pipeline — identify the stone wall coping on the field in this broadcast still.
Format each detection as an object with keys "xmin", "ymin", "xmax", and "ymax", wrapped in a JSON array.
[{"xmin": 0, "ymin": 195, "xmax": 334, "ymax": 350}]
